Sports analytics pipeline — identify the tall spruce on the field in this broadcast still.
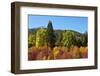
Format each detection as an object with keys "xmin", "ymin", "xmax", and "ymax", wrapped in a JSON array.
[{"xmin": 46, "ymin": 21, "xmax": 56, "ymax": 49}]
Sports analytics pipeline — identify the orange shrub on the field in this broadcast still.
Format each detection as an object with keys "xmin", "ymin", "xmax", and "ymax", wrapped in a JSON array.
[
  {"xmin": 79, "ymin": 47, "xmax": 88, "ymax": 58},
  {"xmin": 36, "ymin": 48, "xmax": 48, "ymax": 60},
  {"xmin": 28, "ymin": 46, "xmax": 88, "ymax": 60},
  {"xmin": 61, "ymin": 51, "xmax": 72, "ymax": 59},
  {"xmin": 71, "ymin": 46, "xmax": 80, "ymax": 58},
  {"xmin": 28, "ymin": 47, "xmax": 40, "ymax": 60}
]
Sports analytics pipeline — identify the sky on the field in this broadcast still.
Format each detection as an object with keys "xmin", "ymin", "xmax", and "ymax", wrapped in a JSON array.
[{"xmin": 28, "ymin": 15, "xmax": 88, "ymax": 33}]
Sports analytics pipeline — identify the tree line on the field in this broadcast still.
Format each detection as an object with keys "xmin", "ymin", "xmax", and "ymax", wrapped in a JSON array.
[{"xmin": 28, "ymin": 21, "xmax": 88, "ymax": 50}]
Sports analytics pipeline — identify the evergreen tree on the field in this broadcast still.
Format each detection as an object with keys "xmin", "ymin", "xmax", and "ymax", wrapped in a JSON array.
[{"xmin": 46, "ymin": 21, "xmax": 56, "ymax": 49}]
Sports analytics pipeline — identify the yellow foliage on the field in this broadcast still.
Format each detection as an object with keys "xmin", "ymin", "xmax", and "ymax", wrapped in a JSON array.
[{"xmin": 53, "ymin": 47, "xmax": 60, "ymax": 59}]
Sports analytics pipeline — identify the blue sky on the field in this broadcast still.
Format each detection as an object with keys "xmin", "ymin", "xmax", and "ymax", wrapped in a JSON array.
[{"xmin": 28, "ymin": 15, "xmax": 88, "ymax": 33}]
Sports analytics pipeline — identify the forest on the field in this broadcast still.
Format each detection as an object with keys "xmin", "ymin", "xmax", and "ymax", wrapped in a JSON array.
[{"xmin": 28, "ymin": 21, "xmax": 88, "ymax": 60}]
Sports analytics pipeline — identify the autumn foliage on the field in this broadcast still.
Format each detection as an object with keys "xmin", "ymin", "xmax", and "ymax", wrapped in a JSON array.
[
  {"xmin": 28, "ymin": 46, "xmax": 88, "ymax": 60},
  {"xmin": 28, "ymin": 21, "xmax": 88, "ymax": 60}
]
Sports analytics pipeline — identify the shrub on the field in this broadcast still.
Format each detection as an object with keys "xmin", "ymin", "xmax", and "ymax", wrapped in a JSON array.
[
  {"xmin": 80, "ymin": 47, "xmax": 88, "ymax": 58},
  {"xmin": 60, "ymin": 51, "xmax": 72, "ymax": 59},
  {"xmin": 28, "ymin": 47, "xmax": 40, "ymax": 60},
  {"xmin": 36, "ymin": 48, "xmax": 48, "ymax": 60},
  {"xmin": 53, "ymin": 47, "xmax": 60, "ymax": 59},
  {"xmin": 28, "ymin": 46, "xmax": 88, "ymax": 60},
  {"xmin": 71, "ymin": 46, "xmax": 80, "ymax": 58}
]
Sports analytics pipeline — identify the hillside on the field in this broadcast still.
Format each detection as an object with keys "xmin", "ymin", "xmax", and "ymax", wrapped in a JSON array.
[{"xmin": 28, "ymin": 28, "xmax": 82, "ymax": 37}]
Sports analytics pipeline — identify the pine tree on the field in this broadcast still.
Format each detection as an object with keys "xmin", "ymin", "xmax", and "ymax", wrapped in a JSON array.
[{"xmin": 46, "ymin": 21, "xmax": 56, "ymax": 50}]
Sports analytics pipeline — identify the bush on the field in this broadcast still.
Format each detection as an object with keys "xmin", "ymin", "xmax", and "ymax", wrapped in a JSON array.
[
  {"xmin": 28, "ymin": 46, "xmax": 88, "ymax": 60},
  {"xmin": 28, "ymin": 47, "xmax": 40, "ymax": 60},
  {"xmin": 71, "ymin": 46, "xmax": 80, "ymax": 58},
  {"xmin": 79, "ymin": 47, "xmax": 88, "ymax": 58}
]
